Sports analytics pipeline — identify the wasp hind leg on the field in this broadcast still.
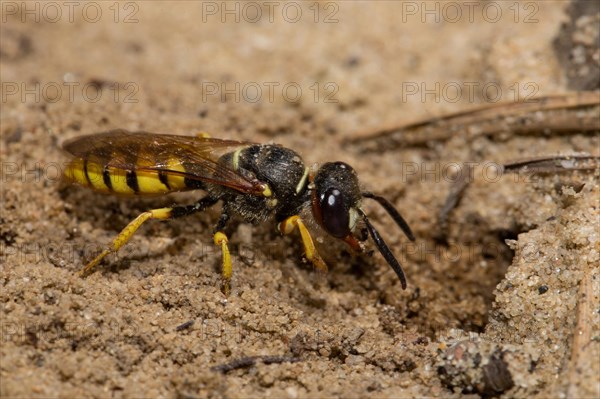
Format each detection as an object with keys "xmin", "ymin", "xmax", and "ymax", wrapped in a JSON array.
[
  {"xmin": 79, "ymin": 196, "xmax": 218, "ymax": 277},
  {"xmin": 278, "ymin": 215, "xmax": 328, "ymax": 272}
]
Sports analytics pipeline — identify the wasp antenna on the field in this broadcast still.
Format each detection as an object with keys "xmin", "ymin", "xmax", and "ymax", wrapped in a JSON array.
[
  {"xmin": 362, "ymin": 192, "xmax": 416, "ymax": 242},
  {"xmin": 357, "ymin": 209, "xmax": 407, "ymax": 290}
]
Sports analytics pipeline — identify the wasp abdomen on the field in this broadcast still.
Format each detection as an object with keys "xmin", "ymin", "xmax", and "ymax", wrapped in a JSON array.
[{"xmin": 64, "ymin": 156, "xmax": 191, "ymax": 195}]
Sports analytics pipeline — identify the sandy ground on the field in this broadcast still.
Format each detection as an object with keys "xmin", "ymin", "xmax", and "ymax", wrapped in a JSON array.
[{"xmin": 1, "ymin": 1, "xmax": 599, "ymax": 398}]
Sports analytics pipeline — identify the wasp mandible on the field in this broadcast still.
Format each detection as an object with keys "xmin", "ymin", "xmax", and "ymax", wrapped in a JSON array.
[{"xmin": 63, "ymin": 129, "xmax": 415, "ymax": 295}]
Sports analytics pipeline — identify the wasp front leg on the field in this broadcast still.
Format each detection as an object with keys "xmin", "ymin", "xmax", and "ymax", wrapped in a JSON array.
[{"xmin": 278, "ymin": 215, "xmax": 328, "ymax": 272}]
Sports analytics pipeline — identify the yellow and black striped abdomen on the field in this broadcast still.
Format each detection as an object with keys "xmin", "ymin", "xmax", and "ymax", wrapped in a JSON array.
[{"xmin": 64, "ymin": 158, "xmax": 189, "ymax": 195}]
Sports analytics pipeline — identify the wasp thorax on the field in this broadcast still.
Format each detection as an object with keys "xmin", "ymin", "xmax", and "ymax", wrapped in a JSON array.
[{"xmin": 313, "ymin": 162, "xmax": 362, "ymax": 238}]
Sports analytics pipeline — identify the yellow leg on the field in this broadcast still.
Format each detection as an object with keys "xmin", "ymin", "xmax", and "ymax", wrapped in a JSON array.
[
  {"xmin": 196, "ymin": 132, "xmax": 211, "ymax": 138},
  {"xmin": 278, "ymin": 215, "xmax": 328, "ymax": 272},
  {"xmin": 79, "ymin": 207, "xmax": 173, "ymax": 276},
  {"xmin": 213, "ymin": 231, "xmax": 232, "ymax": 295}
]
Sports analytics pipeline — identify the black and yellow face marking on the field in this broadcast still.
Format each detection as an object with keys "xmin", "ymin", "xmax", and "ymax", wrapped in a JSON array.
[{"xmin": 63, "ymin": 129, "xmax": 415, "ymax": 295}]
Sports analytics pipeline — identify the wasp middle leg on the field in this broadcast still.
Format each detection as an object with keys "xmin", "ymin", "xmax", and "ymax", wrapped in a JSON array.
[
  {"xmin": 79, "ymin": 196, "xmax": 219, "ymax": 276},
  {"xmin": 212, "ymin": 211, "xmax": 233, "ymax": 295}
]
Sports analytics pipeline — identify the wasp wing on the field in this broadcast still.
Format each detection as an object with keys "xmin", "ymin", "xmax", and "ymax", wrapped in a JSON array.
[{"xmin": 62, "ymin": 129, "xmax": 266, "ymax": 195}]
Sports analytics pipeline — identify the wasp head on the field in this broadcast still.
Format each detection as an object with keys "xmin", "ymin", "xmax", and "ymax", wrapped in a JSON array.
[{"xmin": 311, "ymin": 162, "xmax": 416, "ymax": 289}]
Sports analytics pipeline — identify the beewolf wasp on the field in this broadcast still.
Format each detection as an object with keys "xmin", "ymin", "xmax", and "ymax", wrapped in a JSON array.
[{"xmin": 63, "ymin": 129, "xmax": 415, "ymax": 295}]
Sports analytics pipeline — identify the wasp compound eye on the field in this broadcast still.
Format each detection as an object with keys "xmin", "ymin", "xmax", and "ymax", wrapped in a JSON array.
[{"xmin": 320, "ymin": 187, "xmax": 350, "ymax": 238}]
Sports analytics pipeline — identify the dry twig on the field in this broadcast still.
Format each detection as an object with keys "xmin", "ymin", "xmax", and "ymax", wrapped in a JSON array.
[
  {"xmin": 346, "ymin": 92, "xmax": 599, "ymax": 153},
  {"xmin": 211, "ymin": 355, "xmax": 301, "ymax": 373},
  {"xmin": 436, "ymin": 154, "xmax": 599, "ymax": 241}
]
